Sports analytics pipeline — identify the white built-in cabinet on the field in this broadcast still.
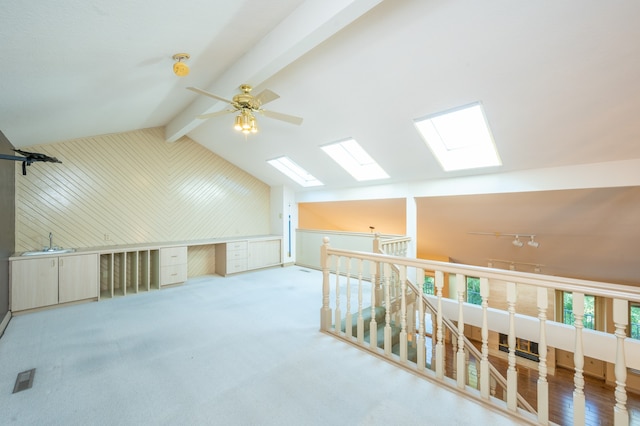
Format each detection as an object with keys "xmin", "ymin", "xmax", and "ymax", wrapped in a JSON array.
[
  {"xmin": 11, "ymin": 253, "xmax": 99, "ymax": 312},
  {"xmin": 216, "ymin": 238, "xmax": 281, "ymax": 276},
  {"xmin": 248, "ymin": 239, "xmax": 282, "ymax": 270},
  {"xmin": 11, "ymin": 236, "xmax": 282, "ymax": 313}
]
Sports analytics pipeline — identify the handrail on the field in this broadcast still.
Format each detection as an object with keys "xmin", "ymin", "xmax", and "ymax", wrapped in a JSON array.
[{"xmin": 327, "ymin": 246, "xmax": 640, "ymax": 303}]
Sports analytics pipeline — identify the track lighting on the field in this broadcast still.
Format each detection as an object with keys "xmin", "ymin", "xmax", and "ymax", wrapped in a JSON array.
[
  {"xmin": 470, "ymin": 231, "xmax": 540, "ymax": 248},
  {"xmin": 172, "ymin": 53, "xmax": 190, "ymax": 77}
]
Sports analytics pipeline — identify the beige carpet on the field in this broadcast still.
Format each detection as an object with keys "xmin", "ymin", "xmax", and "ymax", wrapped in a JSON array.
[{"xmin": 0, "ymin": 266, "xmax": 522, "ymax": 425}]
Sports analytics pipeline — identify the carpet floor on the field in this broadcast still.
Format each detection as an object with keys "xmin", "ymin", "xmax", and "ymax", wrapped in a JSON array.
[{"xmin": 0, "ymin": 266, "xmax": 522, "ymax": 425}]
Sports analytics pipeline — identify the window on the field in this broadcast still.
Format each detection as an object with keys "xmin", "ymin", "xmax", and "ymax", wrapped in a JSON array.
[
  {"xmin": 414, "ymin": 102, "xmax": 501, "ymax": 172},
  {"xmin": 320, "ymin": 138, "xmax": 389, "ymax": 181},
  {"xmin": 267, "ymin": 156, "xmax": 323, "ymax": 187},
  {"xmin": 466, "ymin": 276, "xmax": 481, "ymax": 305},
  {"xmin": 631, "ymin": 304, "xmax": 640, "ymax": 340},
  {"xmin": 562, "ymin": 292, "xmax": 595, "ymax": 330}
]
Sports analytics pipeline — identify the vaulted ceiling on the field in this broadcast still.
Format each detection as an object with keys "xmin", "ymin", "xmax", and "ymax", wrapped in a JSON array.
[{"xmin": 2, "ymin": 1, "xmax": 639, "ymax": 284}]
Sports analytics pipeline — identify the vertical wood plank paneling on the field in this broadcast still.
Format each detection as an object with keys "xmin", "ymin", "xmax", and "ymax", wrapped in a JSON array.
[{"xmin": 14, "ymin": 127, "xmax": 270, "ymax": 252}]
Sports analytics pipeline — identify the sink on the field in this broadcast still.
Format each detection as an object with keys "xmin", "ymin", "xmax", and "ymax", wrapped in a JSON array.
[{"xmin": 22, "ymin": 248, "xmax": 76, "ymax": 256}]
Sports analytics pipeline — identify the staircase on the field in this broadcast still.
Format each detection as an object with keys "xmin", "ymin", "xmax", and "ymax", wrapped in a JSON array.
[{"xmin": 340, "ymin": 305, "xmax": 419, "ymax": 364}]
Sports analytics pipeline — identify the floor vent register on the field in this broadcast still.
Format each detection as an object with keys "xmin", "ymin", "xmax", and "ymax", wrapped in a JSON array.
[{"xmin": 13, "ymin": 368, "xmax": 36, "ymax": 394}]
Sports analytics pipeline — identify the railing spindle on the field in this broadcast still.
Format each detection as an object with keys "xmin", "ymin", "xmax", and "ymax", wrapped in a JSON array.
[
  {"xmin": 399, "ymin": 265, "xmax": 408, "ymax": 363},
  {"xmin": 320, "ymin": 237, "xmax": 332, "ymax": 331},
  {"xmin": 334, "ymin": 256, "xmax": 342, "ymax": 334},
  {"xmin": 535, "ymin": 287, "xmax": 549, "ymax": 424},
  {"xmin": 384, "ymin": 262, "xmax": 392, "ymax": 356},
  {"xmin": 357, "ymin": 259, "xmax": 364, "ymax": 344},
  {"xmin": 613, "ymin": 298, "xmax": 629, "ymax": 426},
  {"xmin": 456, "ymin": 273, "xmax": 466, "ymax": 389},
  {"xmin": 573, "ymin": 292, "xmax": 586, "ymax": 425},
  {"xmin": 506, "ymin": 282, "xmax": 518, "ymax": 411},
  {"xmin": 369, "ymin": 262, "xmax": 378, "ymax": 350},
  {"xmin": 435, "ymin": 270, "xmax": 445, "ymax": 379},
  {"xmin": 417, "ymin": 268, "xmax": 426, "ymax": 371},
  {"xmin": 345, "ymin": 257, "xmax": 352, "ymax": 338},
  {"xmin": 480, "ymin": 277, "xmax": 490, "ymax": 399}
]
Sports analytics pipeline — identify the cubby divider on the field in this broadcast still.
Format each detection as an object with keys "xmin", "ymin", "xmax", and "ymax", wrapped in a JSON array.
[
  {"xmin": 99, "ymin": 253, "xmax": 114, "ymax": 299},
  {"xmin": 138, "ymin": 250, "xmax": 150, "ymax": 292},
  {"xmin": 125, "ymin": 251, "xmax": 138, "ymax": 295}
]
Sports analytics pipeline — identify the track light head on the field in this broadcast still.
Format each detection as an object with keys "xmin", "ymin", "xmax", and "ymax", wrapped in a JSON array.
[
  {"xmin": 527, "ymin": 236, "xmax": 539, "ymax": 248},
  {"xmin": 512, "ymin": 236, "xmax": 523, "ymax": 247}
]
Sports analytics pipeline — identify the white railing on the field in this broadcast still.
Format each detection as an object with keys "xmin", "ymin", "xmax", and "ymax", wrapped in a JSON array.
[
  {"xmin": 374, "ymin": 233, "xmax": 411, "ymax": 257},
  {"xmin": 319, "ymin": 236, "xmax": 640, "ymax": 426}
]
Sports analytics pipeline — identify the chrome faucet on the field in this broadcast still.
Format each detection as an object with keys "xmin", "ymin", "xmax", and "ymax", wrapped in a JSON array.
[{"xmin": 48, "ymin": 232, "xmax": 54, "ymax": 251}]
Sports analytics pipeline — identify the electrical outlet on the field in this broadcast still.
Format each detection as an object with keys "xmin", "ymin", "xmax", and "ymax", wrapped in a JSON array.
[{"xmin": 104, "ymin": 234, "xmax": 110, "ymax": 241}]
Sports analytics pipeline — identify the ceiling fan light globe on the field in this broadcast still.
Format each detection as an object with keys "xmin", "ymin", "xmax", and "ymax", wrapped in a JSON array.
[{"xmin": 234, "ymin": 115, "xmax": 243, "ymax": 131}]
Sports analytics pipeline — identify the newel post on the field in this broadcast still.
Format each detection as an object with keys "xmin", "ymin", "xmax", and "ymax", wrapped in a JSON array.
[
  {"xmin": 320, "ymin": 237, "xmax": 332, "ymax": 331},
  {"xmin": 373, "ymin": 232, "xmax": 381, "ymax": 253}
]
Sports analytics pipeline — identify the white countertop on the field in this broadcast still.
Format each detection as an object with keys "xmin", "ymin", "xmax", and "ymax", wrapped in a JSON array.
[{"xmin": 10, "ymin": 235, "xmax": 282, "ymax": 260}]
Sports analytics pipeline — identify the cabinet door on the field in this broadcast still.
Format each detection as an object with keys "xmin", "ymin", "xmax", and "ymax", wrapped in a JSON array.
[
  {"xmin": 59, "ymin": 254, "xmax": 99, "ymax": 303},
  {"xmin": 248, "ymin": 239, "xmax": 282, "ymax": 270},
  {"xmin": 11, "ymin": 258, "xmax": 58, "ymax": 311}
]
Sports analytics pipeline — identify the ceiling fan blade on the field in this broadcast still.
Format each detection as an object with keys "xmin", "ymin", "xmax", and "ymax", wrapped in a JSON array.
[
  {"xmin": 187, "ymin": 87, "xmax": 234, "ymax": 104},
  {"xmin": 197, "ymin": 110, "xmax": 235, "ymax": 119},
  {"xmin": 262, "ymin": 109, "xmax": 303, "ymax": 125},
  {"xmin": 254, "ymin": 89, "xmax": 280, "ymax": 106}
]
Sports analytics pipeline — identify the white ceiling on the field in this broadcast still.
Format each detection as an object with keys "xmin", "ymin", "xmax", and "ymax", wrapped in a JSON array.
[{"xmin": 2, "ymin": 0, "xmax": 640, "ymax": 283}]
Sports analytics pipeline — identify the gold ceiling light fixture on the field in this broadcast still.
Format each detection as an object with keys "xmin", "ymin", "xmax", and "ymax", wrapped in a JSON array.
[
  {"xmin": 234, "ymin": 109, "xmax": 258, "ymax": 134},
  {"xmin": 186, "ymin": 84, "xmax": 303, "ymax": 136},
  {"xmin": 172, "ymin": 53, "xmax": 190, "ymax": 77}
]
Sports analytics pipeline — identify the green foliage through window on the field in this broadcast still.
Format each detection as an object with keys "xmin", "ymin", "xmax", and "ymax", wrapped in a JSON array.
[
  {"xmin": 423, "ymin": 276, "xmax": 434, "ymax": 295},
  {"xmin": 466, "ymin": 277, "xmax": 481, "ymax": 305},
  {"xmin": 631, "ymin": 304, "xmax": 640, "ymax": 340},
  {"xmin": 563, "ymin": 292, "xmax": 595, "ymax": 330}
]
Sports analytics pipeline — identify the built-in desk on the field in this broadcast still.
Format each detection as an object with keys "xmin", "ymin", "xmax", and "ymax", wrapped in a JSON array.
[{"xmin": 10, "ymin": 235, "xmax": 283, "ymax": 313}]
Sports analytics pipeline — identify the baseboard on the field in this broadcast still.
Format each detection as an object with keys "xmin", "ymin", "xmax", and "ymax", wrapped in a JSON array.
[{"xmin": 0, "ymin": 310, "xmax": 11, "ymax": 338}]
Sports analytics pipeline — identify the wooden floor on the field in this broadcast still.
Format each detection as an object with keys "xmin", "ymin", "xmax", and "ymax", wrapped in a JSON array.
[
  {"xmin": 489, "ymin": 354, "xmax": 640, "ymax": 426},
  {"xmin": 430, "ymin": 336, "xmax": 640, "ymax": 426}
]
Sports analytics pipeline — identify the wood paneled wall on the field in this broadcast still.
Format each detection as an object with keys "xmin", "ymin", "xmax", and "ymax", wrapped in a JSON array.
[{"xmin": 14, "ymin": 128, "xmax": 270, "ymax": 253}]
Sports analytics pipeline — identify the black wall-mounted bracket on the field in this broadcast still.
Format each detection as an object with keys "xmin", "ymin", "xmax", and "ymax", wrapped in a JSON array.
[{"xmin": 0, "ymin": 149, "xmax": 62, "ymax": 175}]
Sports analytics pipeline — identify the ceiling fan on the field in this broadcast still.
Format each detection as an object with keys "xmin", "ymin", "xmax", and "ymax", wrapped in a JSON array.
[{"xmin": 187, "ymin": 84, "xmax": 303, "ymax": 133}]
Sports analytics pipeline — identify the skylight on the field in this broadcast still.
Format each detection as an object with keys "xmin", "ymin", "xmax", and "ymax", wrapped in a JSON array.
[
  {"xmin": 414, "ymin": 102, "xmax": 501, "ymax": 172},
  {"xmin": 320, "ymin": 138, "xmax": 389, "ymax": 181},
  {"xmin": 267, "ymin": 156, "xmax": 323, "ymax": 187}
]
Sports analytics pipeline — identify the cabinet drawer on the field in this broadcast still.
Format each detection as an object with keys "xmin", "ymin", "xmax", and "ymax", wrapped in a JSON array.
[
  {"xmin": 226, "ymin": 248, "xmax": 247, "ymax": 260},
  {"xmin": 225, "ymin": 259, "xmax": 247, "ymax": 274},
  {"xmin": 161, "ymin": 264, "xmax": 187, "ymax": 285},
  {"xmin": 160, "ymin": 246, "xmax": 187, "ymax": 266},
  {"xmin": 226, "ymin": 241, "xmax": 247, "ymax": 251}
]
